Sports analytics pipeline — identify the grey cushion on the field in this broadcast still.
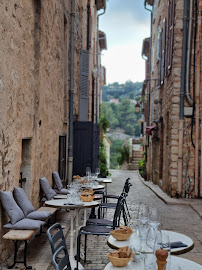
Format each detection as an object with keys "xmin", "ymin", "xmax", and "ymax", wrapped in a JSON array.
[
  {"xmin": 13, "ymin": 187, "xmax": 35, "ymax": 216},
  {"xmin": 3, "ymin": 218, "xmax": 44, "ymax": 230},
  {"xmin": 26, "ymin": 211, "xmax": 52, "ymax": 220},
  {"xmin": 0, "ymin": 191, "xmax": 25, "ymax": 225},
  {"xmin": 52, "ymin": 171, "xmax": 63, "ymax": 191},
  {"xmin": 54, "ymin": 188, "xmax": 69, "ymax": 195},
  {"xmin": 40, "ymin": 177, "xmax": 57, "ymax": 200}
]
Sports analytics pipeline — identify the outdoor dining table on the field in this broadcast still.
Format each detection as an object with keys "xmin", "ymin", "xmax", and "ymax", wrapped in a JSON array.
[
  {"xmin": 107, "ymin": 230, "xmax": 194, "ymax": 255},
  {"xmin": 104, "ymin": 254, "xmax": 202, "ymax": 270},
  {"xmin": 45, "ymin": 198, "xmax": 99, "ymax": 268},
  {"xmin": 95, "ymin": 177, "xmax": 112, "ymax": 195}
]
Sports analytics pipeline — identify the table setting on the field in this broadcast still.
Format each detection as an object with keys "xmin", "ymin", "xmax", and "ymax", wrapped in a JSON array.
[{"xmin": 105, "ymin": 204, "xmax": 197, "ymax": 270}]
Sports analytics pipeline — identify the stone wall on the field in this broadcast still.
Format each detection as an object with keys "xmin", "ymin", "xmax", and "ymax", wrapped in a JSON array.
[
  {"xmin": 146, "ymin": 0, "xmax": 196, "ymax": 197},
  {"xmin": 0, "ymin": 0, "xmax": 102, "ymax": 262}
]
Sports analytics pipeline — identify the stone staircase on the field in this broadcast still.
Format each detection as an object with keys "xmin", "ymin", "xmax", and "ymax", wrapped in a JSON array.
[{"xmin": 128, "ymin": 139, "xmax": 144, "ymax": 170}]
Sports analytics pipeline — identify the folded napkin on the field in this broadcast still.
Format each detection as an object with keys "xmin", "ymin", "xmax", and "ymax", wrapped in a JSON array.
[
  {"xmin": 162, "ymin": 241, "xmax": 188, "ymax": 249},
  {"xmin": 171, "ymin": 241, "xmax": 188, "ymax": 248}
]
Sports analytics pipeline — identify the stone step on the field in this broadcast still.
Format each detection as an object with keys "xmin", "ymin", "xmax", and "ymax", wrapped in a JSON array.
[{"xmin": 128, "ymin": 164, "xmax": 139, "ymax": 170}]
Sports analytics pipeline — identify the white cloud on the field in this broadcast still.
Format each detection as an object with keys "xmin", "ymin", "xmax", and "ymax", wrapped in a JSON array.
[{"xmin": 99, "ymin": 0, "xmax": 150, "ymax": 84}]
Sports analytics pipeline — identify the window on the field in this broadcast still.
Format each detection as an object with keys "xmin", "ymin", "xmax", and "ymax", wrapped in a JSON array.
[
  {"xmin": 79, "ymin": 50, "xmax": 90, "ymax": 121},
  {"xmin": 166, "ymin": 0, "xmax": 175, "ymax": 75}
]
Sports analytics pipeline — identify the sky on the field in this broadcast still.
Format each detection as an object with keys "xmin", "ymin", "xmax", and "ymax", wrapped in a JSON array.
[{"xmin": 99, "ymin": 0, "xmax": 150, "ymax": 84}]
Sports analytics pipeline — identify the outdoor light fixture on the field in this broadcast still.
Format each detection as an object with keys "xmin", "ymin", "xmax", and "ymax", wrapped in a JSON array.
[{"xmin": 134, "ymin": 102, "xmax": 141, "ymax": 114}]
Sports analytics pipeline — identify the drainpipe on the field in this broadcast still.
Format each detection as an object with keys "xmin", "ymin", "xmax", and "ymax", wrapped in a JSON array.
[
  {"xmin": 196, "ymin": 0, "xmax": 201, "ymax": 197},
  {"xmin": 178, "ymin": 0, "xmax": 188, "ymax": 196},
  {"xmin": 185, "ymin": 0, "xmax": 194, "ymax": 106},
  {"xmin": 68, "ymin": 0, "xmax": 75, "ymax": 184},
  {"xmin": 96, "ymin": 6, "xmax": 106, "ymax": 124},
  {"xmin": 144, "ymin": 0, "xmax": 153, "ymax": 172},
  {"xmin": 87, "ymin": 0, "xmax": 90, "ymax": 50}
]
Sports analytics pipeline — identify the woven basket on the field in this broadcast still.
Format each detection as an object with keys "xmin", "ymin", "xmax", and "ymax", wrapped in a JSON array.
[
  {"xmin": 107, "ymin": 251, "xmax": 133, "ymax": 267},
  {"xmin": 81, "ymin": 189, "xmax": 94, "ymax": 195},
  {"xmin": 79, "ymin": 195, "xmax": 95, "ymax": 202},
  {"xmin": 110, "ymin": 228, "xmax": 133, "ymax": 241}
]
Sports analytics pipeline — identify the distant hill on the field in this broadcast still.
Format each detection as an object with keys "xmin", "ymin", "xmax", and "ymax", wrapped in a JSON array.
[{"xmin": 102, "ymin": 80, "xmax": 142, "ymax": 102}]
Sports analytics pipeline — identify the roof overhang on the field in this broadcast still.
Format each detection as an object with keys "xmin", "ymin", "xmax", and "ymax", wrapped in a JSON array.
[
  {"xmin": 96, "ymin": 0, "xmax": 106, "ymax": 10},
  {"xmin": 99, "ymin": 31, "xmax": 107, "ymax": 50}
]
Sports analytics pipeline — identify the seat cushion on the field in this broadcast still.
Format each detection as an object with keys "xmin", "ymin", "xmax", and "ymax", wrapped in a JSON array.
[
  {"xmin": 4, "ymin": 218, "xmax": 44, "ymax": 230},
  {"xmin": 26, "ymin": 211, "xmax": 52, "ymax": 220},
  {"xmin": 0, "ymin": 191, "xmax": 25, "ymax": 225},
  {"xmin": 52, "ymin": 171, "xmax": 63, "ymax": 191},
  {"xmin": 13, "ymin": 187, "xmax": 35, "ymax": 216},
  {"xmin": 40, "ymin": 177, "xmax": 57, "ymax": 200},
  {"xmin": 54, "ymin": 188, "xmax": 69, "ymax": 195}
]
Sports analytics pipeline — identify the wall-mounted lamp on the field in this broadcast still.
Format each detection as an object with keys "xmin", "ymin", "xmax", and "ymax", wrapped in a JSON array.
[{"xmin": 134, "ymin": 102, "xmax": 141, "ymax": 114}]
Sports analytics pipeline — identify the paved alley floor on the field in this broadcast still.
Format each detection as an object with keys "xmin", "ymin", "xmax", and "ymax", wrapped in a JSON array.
[{"xmin": 1, "ymin": 169, "xmax": 202, "ymax": 269}]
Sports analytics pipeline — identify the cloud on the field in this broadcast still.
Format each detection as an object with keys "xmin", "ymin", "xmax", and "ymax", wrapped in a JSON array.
[{"xmin": 99, "ymin": 0, "xmax": 150, "ymax": 83}]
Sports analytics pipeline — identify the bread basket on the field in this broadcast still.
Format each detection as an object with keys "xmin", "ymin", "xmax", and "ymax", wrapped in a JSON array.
[
  {"xmin": 110, "ymin": 227, "xmax": 133, "ymax": 241},
  {"xmin": 79, "ymin": 195, "xmax": 95, "ymax": 202},
  {"xmin": 107, "ymin": 250, "xmax": 133, "ymax": 267},
  {"xmin": 81, "ymin": 188, "xmax": 94, "ymax": 195}
]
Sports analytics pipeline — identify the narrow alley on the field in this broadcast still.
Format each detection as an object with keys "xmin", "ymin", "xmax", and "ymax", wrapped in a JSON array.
[{"xmin": 2, "ymin": 169, "xmax": 202, "ymax": 270}]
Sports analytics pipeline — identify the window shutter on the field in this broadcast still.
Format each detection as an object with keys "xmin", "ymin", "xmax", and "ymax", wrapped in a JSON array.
[
  {"xmin": 161, "ymin": 18, "xmax": 166, "ymax": 84},
  {"xmin": 167, "ymin": 0, "xmax": 175, "ymax": 73},
  {"xmin": 79, "ymin": 50, "xmax": 90, "ymax": 121},
  {"xmin": 158, "ymin": 30, "xmax": 162, "ymax": 86}
]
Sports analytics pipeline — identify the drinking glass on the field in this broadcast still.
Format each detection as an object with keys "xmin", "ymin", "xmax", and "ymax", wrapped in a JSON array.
[
  {"xmin": 146, "ymin": 227, "xmax": 161, "ymax": 252},
  {"xmin": 95, "ymin": 167, "xmax": 100, "ymax": 179},
  {"xmin": 130, "ymin": 229, "xmax": 142, "ymax": 262},
  {"xmin": 144, "ymin": 254, "xmax": 156, "ymax": 270},
  {"xmin": 137, "ymin": 204, "xmax": 150, "ymax": 225},
  {"xmin": 148, "ymin": 208, "xmax": 161, "ymax": 229},
  {"xmin": 86, "ymin": 167, "xmax": 91, "ymax": 181},
  {"xmin": 154, "ymin": 233, "xmax": 171, "ymax": 270}
]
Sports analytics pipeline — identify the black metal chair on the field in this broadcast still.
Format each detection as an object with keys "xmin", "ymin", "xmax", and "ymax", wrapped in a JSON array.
[
  {"xmin": 76, "ymin": 196, "xmax": 125, "ymax": 268},
  {"xmin": 52, "ymin": 246, "xmax": 71, "ymax": 270},
  {"xmin": 98, "ymin": 178, "xmax": 132, "ymax": 220}
]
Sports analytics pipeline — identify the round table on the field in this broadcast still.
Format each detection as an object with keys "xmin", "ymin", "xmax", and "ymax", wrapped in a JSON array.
[
  {"xmin": 104, "ymin": 254, "xmax": 202, "ymax": 270},
  {"xmin": 107, "ymin": 230, "xmax": 194, "ymax": 255},
  {"xmin": 45, "ymin": 199, "xmax": 99, "ymax": 268}
]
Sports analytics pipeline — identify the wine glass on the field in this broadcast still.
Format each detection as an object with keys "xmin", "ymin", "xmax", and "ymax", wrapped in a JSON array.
[
  {"xmin": 154, "ymin": 232, "xmax": 171, "ymax": 270},
  {"xmin": 130, "ymin": 228, "xmax": 142, "ymax": 262},
  {"xmin": 95, "ymin": 167, "xmax": 100, "ymax": 179},
  {"xmin": 137, "ymin": 204, "xmax": 149, "ymax": 225},
  {"xmin": 148, "ymin": 208, "xmax": 161, "ymax": 229},
  {"xmin": 146, "ymin": 227, "xmax": 161, "ymax": 252},
  {"xmin": 86, "ymin": 167, "xmax": 91, "ymax": 180}
]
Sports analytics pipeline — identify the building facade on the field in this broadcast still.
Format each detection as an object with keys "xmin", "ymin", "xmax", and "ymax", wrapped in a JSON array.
[
  {"xmin": 142, "ymin": 0, "xmax": 202, "ymax": 198},
  {"xmin": 0, "ymin": 0, "xmax": 106, "ymax": 262}
]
